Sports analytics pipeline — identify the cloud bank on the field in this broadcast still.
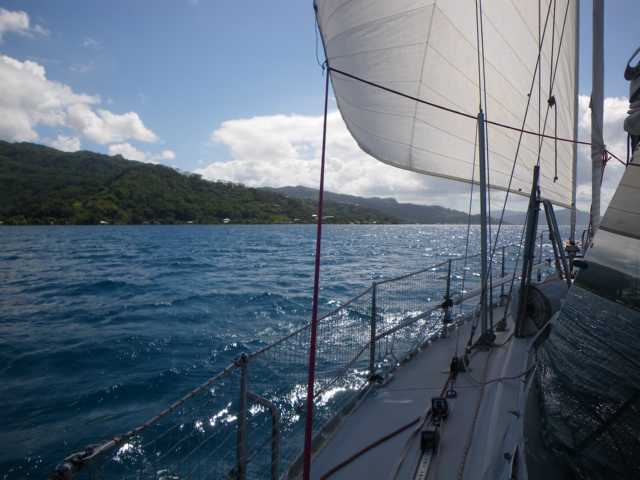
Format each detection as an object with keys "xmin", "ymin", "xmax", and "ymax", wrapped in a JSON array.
[
  {"xmin": 198, "ymin": 97, "xmax": 630, "ymax": 212},
  {"xmin": 0, "ymin": 9, "xmax": 174, "ymax": 164},
  {"xmin": 197, "ymin": 112, "xmax": 447, "ymax": 204},
  {"xmin": 0, "ymin": 54, "xmax": 158, "ymax": 145},
  {"xmin": 0, "ymin": 53, "xmax": 176, "ymax": 162}
]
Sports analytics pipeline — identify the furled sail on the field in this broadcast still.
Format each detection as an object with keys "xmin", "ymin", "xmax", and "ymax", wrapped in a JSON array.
[{"xmin": 315, "ymin": 0, "xmax": 578, "ymax": 207}]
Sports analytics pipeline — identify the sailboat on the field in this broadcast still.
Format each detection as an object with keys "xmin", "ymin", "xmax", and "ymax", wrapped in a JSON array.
[
  {"xmin": 299, "ymin": 1, "xmax": 637, "ymax": 479},
  {"xmin": 50, "ymin": 1, "xmax": 639, "ymax": 479}
]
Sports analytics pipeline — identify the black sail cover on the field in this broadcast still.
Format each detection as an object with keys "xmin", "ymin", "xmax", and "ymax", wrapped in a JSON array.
[{"xmin": 536, "ymin": 158, "xmax": 640, "ymax": 477}]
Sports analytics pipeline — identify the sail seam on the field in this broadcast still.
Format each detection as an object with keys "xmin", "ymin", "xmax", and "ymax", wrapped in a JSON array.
[
  {"xmin": 341, "ymin": 111, "xmax": 566, "ymax": 201},
  {"xmin": 435, "ymin": 6, "xmax": 539, "ymax": 100},
  {"xmin": 340, "ymin": 105, "xmax": 532, "ymax": 178},
  {"xmin": 488, "ymin": 0, "xmax": 555, "ymax": 261},
  {"xmin": 324, "ymin": 5, "xmax": 431, "ymax": 48},
  {"xmin": 323, "ymin": 0, "xmax": 355, "ymax": 30},
  {"xmin": 407, "ymin": 3, "xmax": 437, "ymax": 170},
  {"xmin": 329, "ymin": 67, "xmax": 590, "ymax": 145},
  {"xmin": 335, "ymin": 90, "xmax": 567, "ymax": 175},
  {"xmin": 426, "ymin": 42, "xmax": 534, "ymax": 119},
  {"xmin": 326, "ymin": 41, "xmax": 426, "ymax": 62}
]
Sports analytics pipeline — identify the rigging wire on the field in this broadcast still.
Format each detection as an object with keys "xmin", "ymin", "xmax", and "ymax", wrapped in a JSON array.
[
  {"xmin": 330, "ymin": 67, "xmax": 584, "ymax": 151},
  {"xmin": 328, "ymin": 66, "xmax": 616, "ymax": 152},
  {"xmin": 499, "ymin": 207, "xmax": 530, "ymax": 327},
  {"xmin": 492, "ymin": 0, "xmax": 561, "ymax": 331},
  {"xmin": 487, "ymin": 0, "xmax": 561, "ymax": 271},
  {"xmin": 458, "ymin": 128, "xmax": 478, "ymax": 356},
  {"xmin": 536, "ymin": 0, "xmax": 543, "ymax": 282},
  {"xmin": 468, "ymin": 0, "xmax": 485, "ymax": 343},
  {"xmin": 477, "ymin": 0, "xmax": 495, "ymax": 329},
  {"xmin": 551, "ymin": 0, "xmax": 557, "ymax": 96},
  {"xmin": 302, "ymin": 67, "xmax": 331, "ymax": 480},
  {"xmin": 464, "ymin": 363, "xmax": 535, "ymax": 387},
  {"xmin": 549, "ymin": 0, "xmax": 559, "ymax": 183},
  {"xmin": 536, "ymin": 0, "xmax": 571, "ymax": 170}
]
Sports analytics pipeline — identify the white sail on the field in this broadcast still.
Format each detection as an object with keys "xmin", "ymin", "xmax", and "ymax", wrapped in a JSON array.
[{"xmin": 315, "ymin": 0, "xmax": 578, "ymax": 207}]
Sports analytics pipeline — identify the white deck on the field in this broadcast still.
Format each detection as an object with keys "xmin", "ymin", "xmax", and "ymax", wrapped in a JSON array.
[{"xmin": 309, "ymin": 306, "xmax": 534, "ymax": 480}]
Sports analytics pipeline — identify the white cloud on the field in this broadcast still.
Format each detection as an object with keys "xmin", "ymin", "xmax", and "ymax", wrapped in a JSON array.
[
  {"xmin": 82, "ymin": 37, "xmax": 100, "ymax": 49},
  {"xmin": 108, "ymin": 143, "xmax": 175, "ymax": 164},
  {"xmin": 67, "ymin": 104, "xmax": 157, "ymax": 144},
  {"xmin": 46, "ymin": 135, "xmax": 81, "ymax": 152},
  {"xmin": 0, "ymin": 8, "xmax": 48, "ymax": 42},
  {"xmin": 197, "ymin": 111, "xmax": 450, "ymax": 204},
  {"xmin": 32, "ymin": 24, "xmax": 49, "ymax": 37},
  {"xmin": 153, "ymin": 149, "xmax": 176, "ymax": 161},
  {"xmin": 0, "ymin": 54, "xmax": 158, "ymax": 145},
  {"xmin": 576, "ymin": 95, "xmax": 629, "ymax": 211},
  {"xmin": 198, "ymin": 95, "xmax": 631, "ymax": 212},
  {"xmin": 577, "ymin": 95, "xmax": 628, "ymax": 162},
  {"xmin": 70, "ymin": 61, "xmax": 95, "ymax": 74},
  {"xmin": 108, "ymin": 142, "xmax": 146, "ymax": 161},
  {"xmin": 0, "ymin": 54, "xmax": 94, "ymax": 141}
]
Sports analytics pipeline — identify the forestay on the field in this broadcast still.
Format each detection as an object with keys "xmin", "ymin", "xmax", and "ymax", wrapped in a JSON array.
[{"xmin": 315, "ymin": 0, "xmax": 578, "ymax": 207}]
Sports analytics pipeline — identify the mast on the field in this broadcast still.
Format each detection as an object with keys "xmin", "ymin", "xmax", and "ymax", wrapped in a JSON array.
[
  {"xmin": 478, "ymin": 110, "xmax": 489, "ymax": 336},
  {"xmin": 570, "ymin": 0, "xmax": 580, "ymax": 243},
  {"xmin": 590, "ymin": 0, "xmax": 604, "ymax": 236}
]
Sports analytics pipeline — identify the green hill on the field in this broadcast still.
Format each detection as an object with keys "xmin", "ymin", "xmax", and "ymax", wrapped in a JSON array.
[{"xmin": 0, "ymin": 141, "xmax": 398, "ymax": 225}]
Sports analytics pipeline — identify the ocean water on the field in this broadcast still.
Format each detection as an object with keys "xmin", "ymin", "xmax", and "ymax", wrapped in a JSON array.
[{"xmin": 0, "ymin": 224, "xmax": 528, "ymax": 478}]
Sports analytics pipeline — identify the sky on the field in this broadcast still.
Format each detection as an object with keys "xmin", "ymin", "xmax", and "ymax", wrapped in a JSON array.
[{"xmin": 0, "ymin": 0, "xmax": 638, "ymax": 213}]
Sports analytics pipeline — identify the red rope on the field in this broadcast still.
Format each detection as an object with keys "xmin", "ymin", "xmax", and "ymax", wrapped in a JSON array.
[{"xmin": 303, "ymin": 69, "xmax": 330, "ymax": 480}]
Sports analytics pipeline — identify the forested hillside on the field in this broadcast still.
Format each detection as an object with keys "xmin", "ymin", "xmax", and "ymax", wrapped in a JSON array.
[{"xmin": 0, "ymin": 142, "xmax": 398, "ymax": 225}]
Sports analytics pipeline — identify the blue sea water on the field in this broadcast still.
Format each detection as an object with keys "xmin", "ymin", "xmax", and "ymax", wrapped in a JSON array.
[{"xmin": 0, "ymin": 224, "xmax": 528, "ymax": 479}]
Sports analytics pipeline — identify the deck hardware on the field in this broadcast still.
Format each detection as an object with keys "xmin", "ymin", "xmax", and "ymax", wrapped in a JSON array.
[
  {"xmin": 235, "ymin": 353, "xmax": 249, "ymax": 480},
  {"xmin": 499, "ymin": 244, "xmax": 507, "ymax": 306},
  {"xmin": 368, "ymin": 282, "xmax": 377, "ymax": 379},
  {"xmin": 516, "ymin": 167, "xmax": 541, "ymax": 337},
  {"xmin": 565, "ymin": 240, "xmax": 580, "ymax": 271},
  {"xmin": 475, "ymin": 330, "xmax": 496, "ymax": 349},
  {"xmin": 573, "ymin": 259, "xmax": 588, "ymax": 269},
  {"xmin": 431, "ymin": 397, "xmax": 449, "ymax": 423},
  {"xmin": 450, "ymin": 356, "xmax": 466, "ymax": 376},
  {"xmin": 247, "ymin": 392, "xmax": 281, "ymax": 480},
  {"xmin": 442, "ymin": 259, "xmax": 453, "ymax": 329},
  {"xmin": 445, "ymin": 386, "xmax": 458, "ymax": 399},
  {"xmin": 542, "ymin": 200, "xmax": 572, "ymax": 286},
  {"xmin": 496, "ymin": 246, "xmax": 508, "ymax": 331},
  {"xmin": 420, "ymin": 429, "xmax": 440, "ymax": 453},
  {"xmin": 446, "ymin": 357, "xmax": 463, "ymax": 399}
]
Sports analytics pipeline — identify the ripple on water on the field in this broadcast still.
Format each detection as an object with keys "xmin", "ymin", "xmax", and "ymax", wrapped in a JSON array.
[{"xmin": 0, "ymin": 224, "xmax": 537, "ymax": 478}]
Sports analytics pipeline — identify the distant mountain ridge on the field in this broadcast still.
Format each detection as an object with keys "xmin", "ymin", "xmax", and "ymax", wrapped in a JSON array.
[
  {"xmin": 1, "ymin": 141, "xmax": 587, "ymax": 227},
  {"xmin": 0, "ymin": 142, "xmax": 398, "ymax": 225},
  {"xmin": 264, "ymin": 186, "xmax": 504, "ymax": 224}
]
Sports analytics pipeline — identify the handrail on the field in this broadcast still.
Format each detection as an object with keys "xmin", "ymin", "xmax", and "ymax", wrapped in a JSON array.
[
  {"xmin": 49, "ymin": 362, "xmax": 238, "ymax": 479},
  {"xmin": 247, "ymin": 285, "xmax": 374, "ymax": 361},
  {"xmin": 50, "ymin": 241, "xmax": 552, "ymax": 480},
  {"xmin": 373, "ymin": 262, "xmax": 545, "ymax": 343}
]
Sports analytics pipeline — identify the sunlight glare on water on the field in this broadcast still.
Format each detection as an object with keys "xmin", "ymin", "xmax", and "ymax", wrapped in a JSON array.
[{"xmin": 0, "ymin": 224, "xmax": 535, "ymax": 478}]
